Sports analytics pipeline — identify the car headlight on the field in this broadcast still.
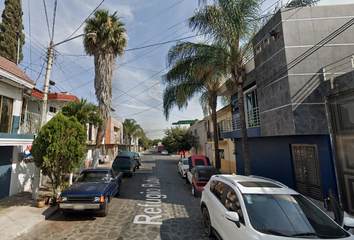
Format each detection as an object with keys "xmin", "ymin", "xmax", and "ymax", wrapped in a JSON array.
[
  {"xmin": 93, "ymin": 197, "xmax": 101, "ymax": 202},
  {"xmin": 60, "ymin": 196, "xmax": 68, "ymax": 202}
]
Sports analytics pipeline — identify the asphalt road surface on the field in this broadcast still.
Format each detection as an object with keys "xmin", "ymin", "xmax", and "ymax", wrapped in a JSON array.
[{"xmin": 17, "ymin": 149, "xmax": 216, "ymax": 240}]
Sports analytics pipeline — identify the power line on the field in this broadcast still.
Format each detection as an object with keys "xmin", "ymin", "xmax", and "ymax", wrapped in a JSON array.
[
  {"xmin": 64, "ymin": 0, "xmax": 105, "ymax": 41},
  {"xmin": 42, "ymin": 0, "xmax": 51, "ymax": 40},
  {"xmin": 128, "ymin": 0, "xmax": 185, "ymax": 32},
  {"xmin": 51, "ymin": 0, "xmax": 58, "ymax": 41}
]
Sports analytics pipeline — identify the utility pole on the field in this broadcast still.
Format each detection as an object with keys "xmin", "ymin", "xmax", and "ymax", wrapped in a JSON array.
[
  {"xmin": 32, "ymin": 34, "xmax": 96, "ymax": 200},
  {"xmin": 32, "ymin": 41, "xmax": 54, "ymax": 200}
]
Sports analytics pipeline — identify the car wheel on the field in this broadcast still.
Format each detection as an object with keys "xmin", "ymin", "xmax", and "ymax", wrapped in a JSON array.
[
  {"xmin": 101, "ymin": 201, "xmax": 108, "ymax": 217},
  {"xmin": 130, "ymin": 172, "xmax": 134, "ymax": 177},
  {"xmin": 192, "ymin": 184, "xmax": 198, "ymax": 197},
  {"xmin": 202, "ymin": 207, "xmax": 213, "ymax": 237}
]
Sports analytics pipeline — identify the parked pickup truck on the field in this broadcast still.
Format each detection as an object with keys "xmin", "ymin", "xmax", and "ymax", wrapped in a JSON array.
[{"xmin": 58, "ymin": 168, "xmax": 123, "ymax": 217}]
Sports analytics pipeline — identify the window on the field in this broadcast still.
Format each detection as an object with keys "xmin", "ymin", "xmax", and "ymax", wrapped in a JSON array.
[
  {"xmin": 219, "ymin": 149, "xmax": 225, "ymax": 159},
  {"xmin": 225, "ymin": 188, "xmax": 244, "ymax": 225},
  {"xmin": 88, "ymin": 123, "xmax": 93, "ymax": 141},
  {"xmin": 244, "ymin": 87, "xmax": 260, "ymax": 128},
  {"xmin": 49, "ymin": 106, "xmax": 57, "ymax": 113},
  {"xmin": 0, "ymin": 95, "xmax": 13, "ymax": 133},
  {"xmin": 255, "ymin": 44, "xmax": 262, "ymax": 54},
  {"xmin": 213, "ymin": 181, "xmax": 227, "ymax": 202},
  {"xmin": 263, "ymin": 36, "xmax": 270, "ymax": 46}
]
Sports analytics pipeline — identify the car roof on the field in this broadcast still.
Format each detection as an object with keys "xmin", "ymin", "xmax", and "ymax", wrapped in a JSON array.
[
  {"xmin": 211, "ymin": 174, "xmax": 299, "ymax": 195},
  {"xmin": 193, "ymin": 165, "xmax": 219, "ymax": 170},
  {"xmin": 81, "ymin": 168, "xmax": 111, "ymax": 173}
]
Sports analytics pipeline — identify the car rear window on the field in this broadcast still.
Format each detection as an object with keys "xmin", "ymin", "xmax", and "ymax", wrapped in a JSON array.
[
  {"xmin": 194, "ymin": 159, "xmax": 206, "ymax": 165},
  {"xmin": 114, "ymin": 156, "xmax": 130, "ymax": 164},
  {"xmin": 238, "ymin": 181, "xmax": 281, "ymax": 188},
  {"xmin": 198, "ymin": 169, "xmax": 220, "ymax": 179}
]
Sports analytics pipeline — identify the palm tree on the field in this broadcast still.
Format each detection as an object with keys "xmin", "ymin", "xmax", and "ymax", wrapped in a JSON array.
[
  {"xmin": 83, "ymin": 9, "xmax": 128, "ymax": 157},
  {"xmin": 123, "ymin": 118, "xmax": 144, "ymax": 151},
  {"xmin": 162, "ymin": 41, "xmax": 229, "ymax": 169},
  {"xmin": 61, "ymin": 98, "xmax": 103, "ymax": 131},
  {"xmin": 61, "ymin": 98, "xmax": 104, "ymax": 181}
]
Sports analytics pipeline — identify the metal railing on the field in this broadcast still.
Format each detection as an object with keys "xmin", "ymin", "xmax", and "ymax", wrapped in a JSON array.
[
  {"xmin": 19, "ymin": 112, "xmax": 41, "ymax": 135},
  {"xmin": 219, "ymin": 107, "xmax": 260, "ymax": 133}
]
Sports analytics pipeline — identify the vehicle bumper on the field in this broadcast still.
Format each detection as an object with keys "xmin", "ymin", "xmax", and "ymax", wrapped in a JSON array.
[
  {"xmin": 195, "ymin": 186, "xmax": 205, "ymax": 193},
  {"xmin": 59, "ymin": 202, "xmax": 104, "ymax": 212}
]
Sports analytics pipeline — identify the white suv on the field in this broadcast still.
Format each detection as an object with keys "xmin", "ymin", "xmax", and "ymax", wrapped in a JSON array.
[{"xmin": 200, "ymin": 174, "xmax": 354, "ymax": 240}]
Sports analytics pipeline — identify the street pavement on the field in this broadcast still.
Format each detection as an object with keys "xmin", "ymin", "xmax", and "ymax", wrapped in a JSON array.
[{"xmin": 0, "ymin": 149, "xmax": 351, "ymax": 239}]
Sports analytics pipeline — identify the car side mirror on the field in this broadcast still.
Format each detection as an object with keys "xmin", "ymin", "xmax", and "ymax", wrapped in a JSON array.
[
  {"xmin": 343, "ymin": 212, "xmax": 354, "ymax": 230},
  {"xmin": 225, "ymin": 211, "xmax": 241, "ymax": 228}
]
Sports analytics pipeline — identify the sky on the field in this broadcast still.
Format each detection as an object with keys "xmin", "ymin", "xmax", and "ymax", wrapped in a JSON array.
[{"xmin": 0, "ymin": 0, "xmax": 352, "ymax": 140}]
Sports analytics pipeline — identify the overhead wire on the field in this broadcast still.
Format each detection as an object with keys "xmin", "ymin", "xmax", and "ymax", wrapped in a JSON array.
[
  {"xmin": 64, "ymin": 0, "xmax": 105, "ymax": 41},
  {"xmin": 42, "ymin": 0, "xmax": 52, "ymax": 40}
]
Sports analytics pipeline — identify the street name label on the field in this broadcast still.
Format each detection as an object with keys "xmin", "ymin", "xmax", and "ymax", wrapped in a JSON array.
[{"xmin": 133, "ymin": 177, "xmax": 166, "ymax": 225}]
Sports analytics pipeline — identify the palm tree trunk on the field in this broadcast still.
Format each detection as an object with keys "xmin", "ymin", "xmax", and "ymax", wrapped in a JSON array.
[
  {"xmin": 237, "ymin": 83, "xmax": 251, "ymax": 176},
  {"xmin": 210, "ymin": 95, "xmax": 220, "ymax": 169}
]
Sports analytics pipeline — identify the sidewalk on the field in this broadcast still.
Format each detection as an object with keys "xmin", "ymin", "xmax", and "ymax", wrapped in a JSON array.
[{"xmin": 0, "ymin": 182, "xmax": 58, "ymax": 240}]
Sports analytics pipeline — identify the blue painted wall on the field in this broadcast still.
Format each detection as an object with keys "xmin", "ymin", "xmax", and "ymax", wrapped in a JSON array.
[
  {"xmin": 235, "ymin": 135, "xmax": 338, "ymax": 199},
  {"xmin": 0, "ymin": 146, "xmax": 13, "ymax": 199}
]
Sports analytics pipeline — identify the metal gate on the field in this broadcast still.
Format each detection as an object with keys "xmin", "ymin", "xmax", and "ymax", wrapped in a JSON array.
[
  {"xmin": 329, "ymin": 91, "xmax": 354, "ymax": 213},
  {"xmin": 0, "ymin": 146, "xmax": 13, "ymax": 200},
  {"xmin": 291, "ymin": 144, "xmax": 323, "ymax": 200}
]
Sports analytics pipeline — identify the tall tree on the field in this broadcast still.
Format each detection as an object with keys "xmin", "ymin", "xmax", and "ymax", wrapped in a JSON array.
[
  {"xmin": 83, "ymin": 9, "xmax": 127, "ymax": 164},
  {"xmin": 162, "ymin": 41, "xmax": 228, "ymax": 169},
  {"xmin": 162, "ymin": 126, "xmax": 197, "ymax": 158},
  {"xmin": 0, "ymin": 0, "xmax": 25, "ymax": 64},
  {"xmin": 189, "ymin": 0, "xmax": 319, "ymax": 175},
  {"xmin": 123, "ymin": 118, "xmax": 143, "ymax": 151},
  {"xmin": 30, "ymin": 113, "xmax": 87, "ymax": 198}
]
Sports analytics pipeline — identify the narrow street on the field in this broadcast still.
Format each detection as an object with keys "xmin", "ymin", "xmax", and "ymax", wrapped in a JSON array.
[{"xmin": 16, "ymin": 150, "xmax": 215, "ymax": 240}]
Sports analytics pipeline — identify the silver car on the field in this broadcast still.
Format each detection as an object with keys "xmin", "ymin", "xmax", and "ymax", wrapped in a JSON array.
[{"xmin": 178, "ymin": 158, "xmax": 189, "ymax": 178}]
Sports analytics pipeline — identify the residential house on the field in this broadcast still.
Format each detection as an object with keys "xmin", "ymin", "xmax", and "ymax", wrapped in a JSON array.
[
  {"xmin": 0, "ymin": 56, "xmax": 36, "ymax": 200},
  {"xmin": 120, "ymin": 134, "xmax": 140, "ymax": 152},
  {"xmin": 101, "ymin": 112, "xmax": 124, "ymax": 161},
  {"xmin": 218, "ymin": 4, "xmax": 354, "ymax": 213},
  {"xmin": 190, "ymin": 105, "xmax": 235, "ymax": 173}
]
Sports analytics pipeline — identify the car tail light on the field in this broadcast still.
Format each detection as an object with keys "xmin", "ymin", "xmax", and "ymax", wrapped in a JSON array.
[{"xmin": 130, "ymin": 166, "xmax": 132, "ymax": 170}]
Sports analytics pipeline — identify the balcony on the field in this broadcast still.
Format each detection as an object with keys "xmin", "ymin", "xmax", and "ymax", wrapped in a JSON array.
[
  {"xmin": 219, "ymin": 107, "xmax": 260, "ymax": 133},
  {"xmin": 19, "ymin": 112, "xmax": 41, "ymax": 135}
]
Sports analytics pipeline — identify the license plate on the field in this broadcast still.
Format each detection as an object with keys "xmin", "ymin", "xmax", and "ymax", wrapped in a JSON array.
[{"xmin": 74, "ymin": 204, "xmax": 84, "ymax": 210}]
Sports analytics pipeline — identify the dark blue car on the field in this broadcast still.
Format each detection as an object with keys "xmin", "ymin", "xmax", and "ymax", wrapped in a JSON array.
[{"xmin": 58, "ymin": 168, "xmax": 123, "ymax": 217}]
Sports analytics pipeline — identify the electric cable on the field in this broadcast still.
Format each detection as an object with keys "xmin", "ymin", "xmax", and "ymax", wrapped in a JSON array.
[{"xmin": 42, "ymin": 0, "xmax": 52, "ymax": 40}]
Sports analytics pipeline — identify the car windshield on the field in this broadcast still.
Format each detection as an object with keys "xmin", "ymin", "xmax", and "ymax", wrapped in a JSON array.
[
  {"xmin": 76, "ymin": 172, "xmax": 109, "ymax": 183},
  {"xmin": 243, "ymin": 194, "xmax": 349, "ymax": 238}
]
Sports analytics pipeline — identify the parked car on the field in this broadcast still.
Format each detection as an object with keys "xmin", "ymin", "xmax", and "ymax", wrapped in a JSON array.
[
  {"xmin": 58, "ymin": 168, "xmax": 123, "ymax": 217},
  {"xmin": 98, "ymin": 153, "xmax": 109, "ymax": 164},
  {"xmin": 187, "ymin": 154, "xmax": 211, "ymax": 170},
  {"xmin": 121, "ymin": 151, "xmax": 141, "ymax": 169},
  {"xmin": 161, "ymin": 150, "xmax": 168, "ymax": 155},
  {"xmin": 200, "ymin": 174, "xmax": 354, "ymax": 240},
  {"xmin": 178, "ymin": 158, "xmax": 189, "ymax": 178},
  {"xmin": 112, "ymin": 155, "xmax": 136, "ymax": 177},
  {"xmin": 186, "ymin": 166, "xmax": 221, "ymax": 197}
]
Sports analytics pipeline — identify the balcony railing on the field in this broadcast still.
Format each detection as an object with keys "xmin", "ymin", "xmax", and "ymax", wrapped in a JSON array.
[
  {"xmin": 219, "ymin": 107, "xmax": 260, "ymax": 133},
  {"xmin": 19, "ymin": 112, "xmax": 41, "ymax": 135}
]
